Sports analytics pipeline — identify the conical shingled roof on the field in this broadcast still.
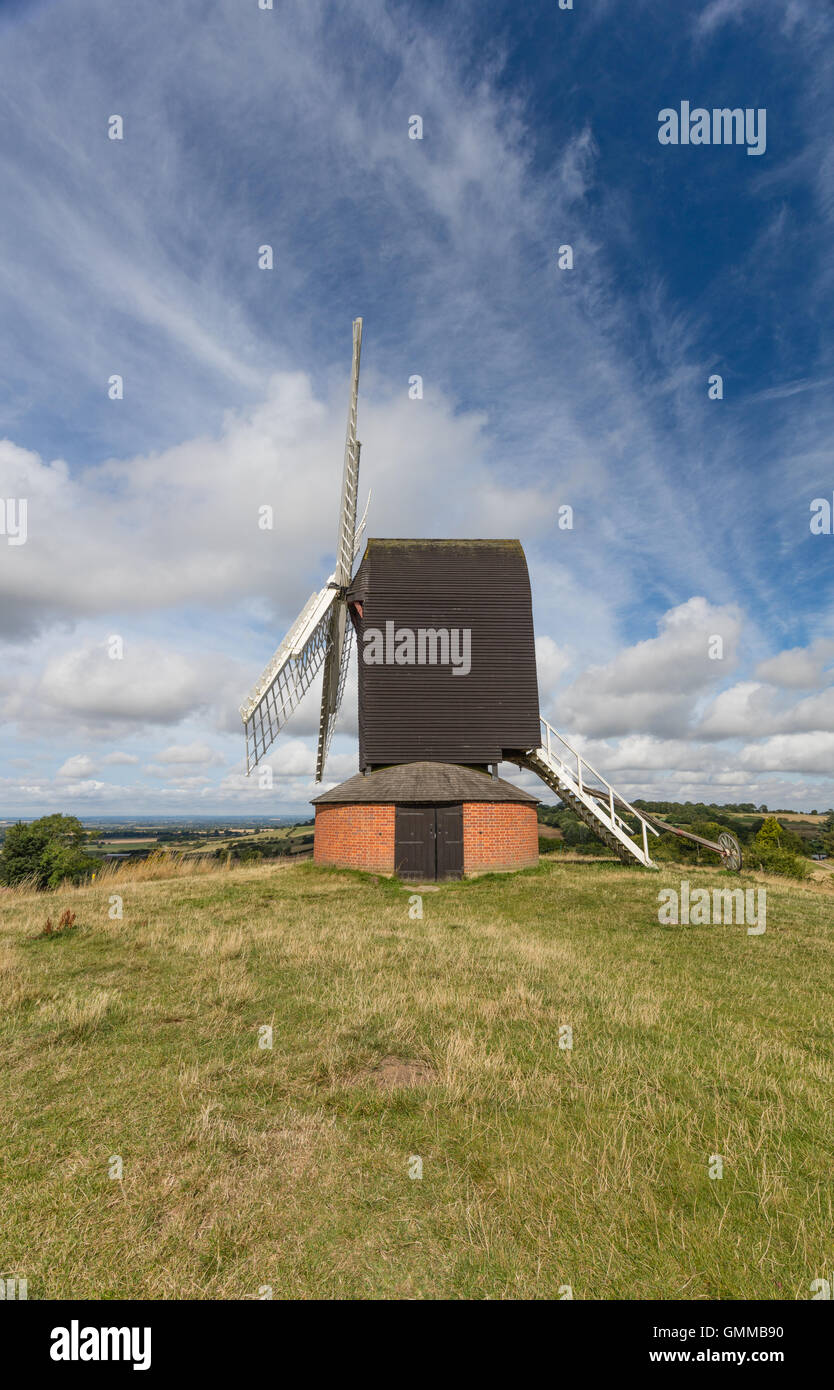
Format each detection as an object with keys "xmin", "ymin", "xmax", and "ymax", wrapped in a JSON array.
[{"xmin": 311, "ymin": 761, "xmax": 539, "ymax": 805}]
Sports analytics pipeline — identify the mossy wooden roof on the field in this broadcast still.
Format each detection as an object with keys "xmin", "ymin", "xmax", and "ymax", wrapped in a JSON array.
[{"xmin": 311, "ymin": 761, "xmax": 539, "ymax": 805}]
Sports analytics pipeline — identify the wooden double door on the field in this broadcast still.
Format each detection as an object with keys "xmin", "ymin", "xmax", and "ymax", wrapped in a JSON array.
[{"xmin": 395, "ymin": 804, "xmax": 463, "ymax": 881}]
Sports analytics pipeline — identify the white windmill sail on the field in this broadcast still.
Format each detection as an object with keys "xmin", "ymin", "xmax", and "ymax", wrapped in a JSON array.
[
  {"xmin": 315, "ymin": 318, "xmax": 363, "ymax": 778},
  {"xmin": 315, "ymin": 600, "xmax": 351, "ymax": 780},
  {"xmin": 334, "ymin": 319, "xmax": 363, "ymax": 589},
  {"xmin": 240, "ymin": 318, "xmax": 365, "ymax": 778}
]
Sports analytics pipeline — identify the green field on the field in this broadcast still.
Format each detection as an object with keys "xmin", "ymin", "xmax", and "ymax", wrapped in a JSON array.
[{"xmin": 1, "ymin": 856, "xmax": 832, "ymax": 1299}]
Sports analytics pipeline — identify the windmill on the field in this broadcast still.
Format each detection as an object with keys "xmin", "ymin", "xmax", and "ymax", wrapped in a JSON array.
[{"xmin": 240, "ymin": 319, "xmax": 741, "ymax": 875}]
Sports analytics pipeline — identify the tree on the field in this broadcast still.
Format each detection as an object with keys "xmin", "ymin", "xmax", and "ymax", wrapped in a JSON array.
[
  {"xmin": 750, "ymin": 816, "xmax": 808, "ymax": 879},
  {"xmin": 41, "ymin": 841, "xmax": 100, "ymax": 889},
  {"xmin": 0, "ymin": 814, "xmax": 99, "ymax": 889},
  {"xmin": 754, "ymin": 816, "xmax": 783, "ymax": 849}
]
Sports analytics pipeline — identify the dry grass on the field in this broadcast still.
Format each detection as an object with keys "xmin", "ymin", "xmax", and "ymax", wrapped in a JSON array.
[
  {"xmin": 92, "ymin": 849, "xmax": 229, "ymax": 885},
  {"xmin": 37, "ymin": 987, "xmax": 120, "ymax": 1039},
  {"xmin": 1, "ymin": 856, "xmax": 832, "ymax": 1300}
]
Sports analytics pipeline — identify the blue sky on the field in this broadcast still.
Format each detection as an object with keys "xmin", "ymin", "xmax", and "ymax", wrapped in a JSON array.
[{"xmin": 1, "ymin": 0, "xmax": 833, "ymax": 815}]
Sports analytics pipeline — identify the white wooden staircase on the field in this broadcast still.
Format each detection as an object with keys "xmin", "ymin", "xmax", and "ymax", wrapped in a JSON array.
[{"xmin": 518, "ymin": 719, "xmax": 660, "ymax": 868}]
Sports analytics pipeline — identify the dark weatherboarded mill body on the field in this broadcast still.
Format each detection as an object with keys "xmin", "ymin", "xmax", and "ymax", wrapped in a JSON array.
[
  {"xmin": 312, "ymin": 539, "xmax": 542, "ymax": 879},
  {"xmin": 347, "ymin": 539, "xmax": 540, "ymax": 770}
]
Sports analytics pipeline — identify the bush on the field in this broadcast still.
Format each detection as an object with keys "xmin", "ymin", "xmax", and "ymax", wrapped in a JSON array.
[
  {"xmin": 41, "ymin": 843, "xmax": 100, "ymax": 889},
  {"xmin": 750, "ymin": 818, "xmax": 809, "ymax": 877},
  {"xmin": 748, "ymin": 845, "xmax": 809, "ymax": 880},
  {"xmin": 538, "ymin": 836, "xmax": 562, "ymax": 855},
  {"xmin": 0, "ymin": 815, "xmax": 100, "ymax": 890},
  {"xmin": 650, "ymin": 833, "xmax": 687, "ymax": 862}
]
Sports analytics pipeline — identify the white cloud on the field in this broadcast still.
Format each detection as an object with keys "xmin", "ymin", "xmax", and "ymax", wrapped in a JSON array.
[
  {"xmin": 535, "ymin": 635, "xmax": 572, "ymax": 704},
  {"xmin": 56, "ymin": 754, "xmax": 97, "ymax": 779},
  {"xmin": 558, "ymin": 598, "xmax": 743, "ymax": 738},
  {"xmin": 694, "ymin": 0, "xmax": 756, "ymax": 38},
  {"xmin": 0, "ymin": 382, "xmax": 540, "ymax": 641},
  {"xmin": 739, "ymin": 733, "xmax": 834, "ymax": 775},
  {"xmin": 59, "ymin": 779, "xmax": 108, "ymax": 798},
  {"xmin": 773, "ymin": 687, "xmax": 834, "ymax": 735},
  {"xmin": 754, "ymin": 640, "xmax": 834, "ymax": 689},
  {"xmin": 10, "ymin": 641, "xmax": 244, "ymax": 733},
  {"xmin": 576, "ymin": 735, "xmax": 720, "ymax": 776},
  {"xmin": 697, "ymin": 682, "xmax": 778, "ymax": 739},
  {"xmin": 698, "ymin": 677, "xmax": 834, "ymax": 740},
  {"xmin": 212, "ymin": 740, "xmax": 356, "ymax": 805},
  {"xmin": 155, "ymin": 743, "xmax": 226, "ymax": 767}
]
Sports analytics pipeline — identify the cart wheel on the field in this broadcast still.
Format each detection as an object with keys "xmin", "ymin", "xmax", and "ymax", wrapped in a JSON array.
[{"xmin": 718, "ymin": 832, "xmax": 742, "ymax": 872}]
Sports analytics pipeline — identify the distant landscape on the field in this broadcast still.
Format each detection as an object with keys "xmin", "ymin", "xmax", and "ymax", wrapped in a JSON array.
[
  {"xmin": 0, "ymin": 815, "xmax": 316, "ymax": 871},
  {"xmin": 1, "ymin": 802, "xmax": 831, "ymax": 886},
  {"xmin": 537, "ymin": 800, "xmax": 834, "ymax": 879}
]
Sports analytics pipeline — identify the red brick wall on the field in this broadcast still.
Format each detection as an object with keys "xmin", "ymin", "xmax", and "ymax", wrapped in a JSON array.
[
  {"xmin": 314, "ymin": 802, "xmax": 395, "ymax": 873},
  {"xmin": 313, "ymin": 800, "xmax": 538, "ymax": 876},
  {"xmin": 462, "ymin": 802, "xmax": 539, "ymax": 874}
]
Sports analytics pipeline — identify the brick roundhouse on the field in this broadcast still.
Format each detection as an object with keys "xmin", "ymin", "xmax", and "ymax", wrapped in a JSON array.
[{"xmin": 312, "ymin": 761, "xmax": 539, "ymax": 881}]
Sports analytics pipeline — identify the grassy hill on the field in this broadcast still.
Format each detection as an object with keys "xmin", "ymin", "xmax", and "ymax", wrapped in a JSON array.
[{"xmin": 1, "ymin": 856, "xmax": 832, "ymax": 1300}]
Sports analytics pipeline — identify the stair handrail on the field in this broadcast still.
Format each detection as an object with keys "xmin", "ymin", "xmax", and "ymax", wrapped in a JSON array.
[{"xmin": 537, "ymin": 718, "xmax": 659, "ymax": 840}]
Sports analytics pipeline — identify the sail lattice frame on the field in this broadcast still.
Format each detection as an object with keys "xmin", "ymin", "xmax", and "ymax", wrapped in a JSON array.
[{"xmin": 240, "ymin": 588, "xmax": 336, "ymax": 773}]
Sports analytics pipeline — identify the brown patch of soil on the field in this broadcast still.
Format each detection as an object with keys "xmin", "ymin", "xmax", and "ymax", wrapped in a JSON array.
[{"xmin": 349, "ymin": 1055, "xmax": 435, "ymax": 1090}]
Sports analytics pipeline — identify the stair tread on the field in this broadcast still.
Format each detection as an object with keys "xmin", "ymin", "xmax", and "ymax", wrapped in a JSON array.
[{"xmin": 522, "ymin": 748, "xmax": 654, "ymax": 868}]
